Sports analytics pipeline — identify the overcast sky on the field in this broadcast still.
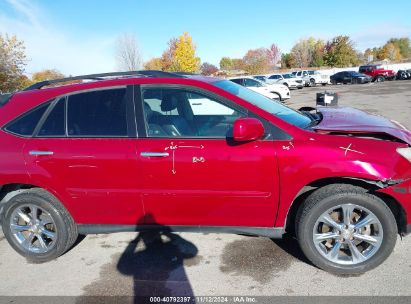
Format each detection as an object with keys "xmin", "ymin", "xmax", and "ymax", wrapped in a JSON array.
[{"xmin": 1, "ymin": 0, "xmax": 410, "ymax": 75}]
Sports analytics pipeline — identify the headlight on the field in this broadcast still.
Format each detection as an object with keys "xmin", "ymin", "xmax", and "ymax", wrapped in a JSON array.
[{"xmin": 397, "ymin": 147, "xmax": 411, "ymax": 162}]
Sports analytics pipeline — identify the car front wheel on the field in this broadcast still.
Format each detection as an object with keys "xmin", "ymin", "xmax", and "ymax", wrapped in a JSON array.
[
  {"xmin": 297, "ymin": 184, "xmax": 397, "ymax": 274},
  {"xmin": 1, "ymin": 188, "xmax": 78, "ymax": 263}
]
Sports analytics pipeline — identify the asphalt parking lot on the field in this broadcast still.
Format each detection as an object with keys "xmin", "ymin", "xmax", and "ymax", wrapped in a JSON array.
[{"xmin": 0, "ymin": 80, "xmax": 410, "ymax": 298}]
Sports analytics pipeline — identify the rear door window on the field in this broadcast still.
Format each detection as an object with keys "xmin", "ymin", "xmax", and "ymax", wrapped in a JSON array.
[
  {"xmin": 67, "ymin": 88, "xmax": 128, "ymax": 137},
  {"xmin": 37, "ymin": 99, "xmax": 65, "ymax": 137}
]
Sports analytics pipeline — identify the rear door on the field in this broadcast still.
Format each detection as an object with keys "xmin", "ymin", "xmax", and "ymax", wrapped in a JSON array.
[
  {"xmin": 134, "ymin": 84, "xmax": 280, "ymax": 227},
  {"xmin": 22, "ymin": 86, "xmax": 144, "ymax": 225}
]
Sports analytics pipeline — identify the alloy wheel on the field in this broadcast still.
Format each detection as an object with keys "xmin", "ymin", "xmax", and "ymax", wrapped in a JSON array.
[
  {"xmin": 9, "ymin": 204, "xmax": 58, "ymax": 254},
  {"xmin": 312, "ymin": 203, "xmax": 383, "ymax": 265}
]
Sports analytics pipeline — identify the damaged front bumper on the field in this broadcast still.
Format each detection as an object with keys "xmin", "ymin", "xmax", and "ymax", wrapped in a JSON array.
[{"xmin": 377, "ymin": 178, "xmax": 411, "ymax": 235}]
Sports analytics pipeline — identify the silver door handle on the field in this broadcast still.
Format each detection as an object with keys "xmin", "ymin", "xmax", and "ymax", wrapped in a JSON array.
[
  {"xmin": 29, "ymin": 151, "xmax": 54, "ymax": 156},
  {"xmin": 140, "ymin": 152, "xmax": 169, "ymax": 157}
]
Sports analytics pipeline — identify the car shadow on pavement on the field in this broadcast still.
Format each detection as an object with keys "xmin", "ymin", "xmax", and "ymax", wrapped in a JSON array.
[
  {"xmin": 77, "ymin": 213, "xmax": 198, "ymax": 303},
  {"xmin": 117, "ymin": 229, "xmax": 198, "ymax": 299},
  {"xmin": 116, "ymin": 213, "xmax": 198, "ymax": 302}
]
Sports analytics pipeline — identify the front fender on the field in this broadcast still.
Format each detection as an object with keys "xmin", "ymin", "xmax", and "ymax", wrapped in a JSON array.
[{"xmin": 274, "ymin": 135, "xmax": 410, "ymax": 227}]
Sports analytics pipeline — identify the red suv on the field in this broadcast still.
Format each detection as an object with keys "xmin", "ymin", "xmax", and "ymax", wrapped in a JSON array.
[
  {"xmin": 359, "ymin": 65, "xmax": 396, "ymax": 82},
  {"xmin": 0, "ymin": 71, "xmax": 410, "ymax": 274}
]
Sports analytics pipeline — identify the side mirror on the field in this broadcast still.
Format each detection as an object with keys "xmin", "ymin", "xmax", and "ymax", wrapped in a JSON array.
[{"xmin": 233, "ymin": 118, "xmax": 265, "ymax": 142}]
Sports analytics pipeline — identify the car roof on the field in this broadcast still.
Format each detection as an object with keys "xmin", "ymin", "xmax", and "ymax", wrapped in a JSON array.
[{"xmin": 22, "ymin": 70, "xmax": 221, "ymax": 92}]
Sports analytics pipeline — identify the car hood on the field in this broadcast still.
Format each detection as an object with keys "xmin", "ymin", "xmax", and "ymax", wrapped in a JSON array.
[{"xmin": 313, "ymin": 106, "xmax": 411, "ymax": 145}]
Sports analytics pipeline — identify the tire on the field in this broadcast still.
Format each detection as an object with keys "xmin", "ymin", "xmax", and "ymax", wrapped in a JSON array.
[
  {"xmin": 296, "ymin": 184, "xmax": 397, "ymax": 275},
  {"xmin": 310, "ymin": 78, "xmax": 316, "ymax": 87},
  {"xmin": 375, "ymin": 75, "xmax": 385, "ymax": 82},
  {"xmin": 321, "ymin": 83, "xmax": 327, "ymax": 86},
  {"xmin": 1, "ymin": 188, "xmax": 78, "ymax": 263},
  {"xmin": 271, "ymin": 92, "xmax": 281, "ymax": 101}
]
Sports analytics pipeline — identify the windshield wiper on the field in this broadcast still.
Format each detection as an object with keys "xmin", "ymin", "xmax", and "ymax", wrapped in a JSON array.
[{"xmin": 302, "ymin": 111, "xmax": 322, "ymax": 128}]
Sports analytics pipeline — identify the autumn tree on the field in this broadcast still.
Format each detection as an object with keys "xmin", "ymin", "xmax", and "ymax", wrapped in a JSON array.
[
  {"xmin": 115, "ymin": 33, "xmax": 142, "ymax": 71},
  {"xmin": 311, "ymin": 39, "xmax": 325, "ymax": 67},
  {"xmin": 144, "ymin": 58, "xmax": 163, "ymax": 70},
  {"xmin": 0, "ymin": 34, "xmax": 27, "ymax": 92},
  {"xmin": 267, "ymin": 43, "xmax": 281, "ymax": 69},
  {"xmin": 173, "ymin": 32, "xmax": 200, "ymax": 73},
  {"xmin": 290, "ymin": 39, "xmax": 312, "ymax": 68},
  {"xmin": 324, "ymin": 36, "xmax": 359, "ymax": 67},
  {"xmin": 281, "ymin": 53, "xmax": 296, "ymax": 68},
  {"xmin": 200, "ymin": 62, "xmax": 218, "ymax": 75},
  {"xmin": 219, "ymin": 57, "xmax": 233, "ymax": 70},
  {"xmin": 161, "ymin": 38, "xmax": 178, "ymax": 71},
  {"xmin": 242, "ymin": 48, "xmax": 271, "ymax": 74},
  {"xmin": 388, "ymin": 37, "xmax": 410, "ymax": 58},
  {"xmin": 377, "ymin": 43, "xmax": 401, "ymax": 61},
  {"xmin": 231, "ymin": 59, "xmax": 244, "ymax": 70},
  {"xmin": 31, "ymin": 69, "xmax": 65, "ymax": 82}
]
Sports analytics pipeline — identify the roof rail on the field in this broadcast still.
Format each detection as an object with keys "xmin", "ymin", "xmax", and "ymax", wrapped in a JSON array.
[{"xmin": 23, "ymin": 70, "xmax": 185, "ymax": 91}]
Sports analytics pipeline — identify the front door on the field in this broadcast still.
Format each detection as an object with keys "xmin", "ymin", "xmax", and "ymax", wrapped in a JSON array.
[{"xmin": 136, "ymin": 85, "xmax": 279, "ymax": 227}]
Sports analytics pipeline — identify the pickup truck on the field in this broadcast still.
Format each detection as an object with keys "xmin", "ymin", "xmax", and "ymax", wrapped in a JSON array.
[
  {"xmin": 292, "ymin": 70, "xmax": 330, "ymax": 86},
  {"xmin": 358, "ymin": 65, "xmax": 395, "ymax": 82}
]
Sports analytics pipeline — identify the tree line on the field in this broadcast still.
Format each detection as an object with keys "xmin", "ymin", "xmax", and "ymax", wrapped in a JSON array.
[{"xmin": 1, "ymin": 31, "xmax": 410, "ymax": 93}]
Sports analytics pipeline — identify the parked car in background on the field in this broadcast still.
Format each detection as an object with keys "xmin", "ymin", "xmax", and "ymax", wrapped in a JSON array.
[
  {"xmin": 291, "ymin": 71, "xmax": 309, "ymax": 86},
  {"xmin": 396, "ymin": 69, "xmax": 411, "ymax": 80},
  {"xmin": 230, "ymin": 76, "xmax": 290, "ymax": 101},
  {"xmin": 292, "ymin": 70, "xmax": 330, "ymax": 87},
  {"xmin": 330, "ymin": 71, "xmax": 372, "ymax": 84},
  {"xmin": 1, "ymin": 70, "xmax": 410, "ymax": 275},
  {"xmin": 283, "ymin": 73, "xmax": 304, "ymax": 89},
  {"xmin": 267, "ymin": 73, "xmax": 303, "ymax": 89},
  {"xmin": 253, "ymin": 75, "xmax": 269, "ymax": 83},
  {"xmin": 307, "ymin": 70, "xmax": 330, "ymax": 86},
  {"xmin": 359, "ymin": 65, "xmax": 395, "ymax": 82}
]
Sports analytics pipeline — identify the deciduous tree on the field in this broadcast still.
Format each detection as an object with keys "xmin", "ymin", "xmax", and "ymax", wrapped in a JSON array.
[
  {"xmin": 31, "ymin": 69, "xmax": 65, "ymax": 82},
  {"xmin": 0, "ymin": 34, "xmax": 27, "ymax": 92},
  {"xmin": 242, "ymin": 48, "xmax": 270, "ymax": 74},
  {"xmin": 115, "ymin": 33, "xmax": 142, "ymax": 71},
  {"xmin": 281, "ymin": 53, "xmax": 296, "ymax": 68},
  {"xmin": 219, "ymin": 57, "xmax": 233, "ymax": 70},
  {"xmin": 173, "ymin": 32, "xmax": 200, "ymax": 73},
  {"xmin": 290, "ymin": 39, "xmax": 312, "ymax": 68},
  {"xmin": 388, "ymin": 37, "xmax": 410, "ymax": 59},
  {"xmin": 200, "ymin": 62, "xmax": 218, "ymax": 75},
  {"xmin": 267, "ymin": 43, "xmax": 281, "ymax": 68},
  {"xmin": 377, "ymin": 42, "xmax": 402, "ymax": 61},
  {"xmin": 324, "ymin": 36, "xmax": 359, "ymax": 67},
  {"xmin": 161, "ymin": 38, "xmax": 178, "ymax": 71},
  {"xmin": 144, "ymin": 58, "xmax": 163, "ymax": 70}
]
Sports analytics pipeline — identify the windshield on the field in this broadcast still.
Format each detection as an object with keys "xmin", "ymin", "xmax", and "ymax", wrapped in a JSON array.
[
  {"xmin": 283, "ymin": 74, "xmax": 295, "ymax": 79},
  {"xmin": 213, "ymin": 80, "xmax": 311, "ymax": 128}
]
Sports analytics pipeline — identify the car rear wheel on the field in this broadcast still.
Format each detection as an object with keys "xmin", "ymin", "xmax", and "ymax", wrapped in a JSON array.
[
  {"xmin": 297, "ymin": 184, "xmax": 397, "ymax": 274},
  {"xmin": 310, "ymin": 78, "xmax": 316, "ymax": 87},
  {"xmin": 1, "ymin": 188, "xmax": 78, "ymax": 263},
  {"xmin": 375, "ymin": 75, "xmax": 385, "ymax": 82}
]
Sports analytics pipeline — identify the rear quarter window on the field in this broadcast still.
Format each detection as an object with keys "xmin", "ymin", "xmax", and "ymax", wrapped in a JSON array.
[{"xmin": 4, "ymin": 103, "xmax": 49, "ymax": 136}]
